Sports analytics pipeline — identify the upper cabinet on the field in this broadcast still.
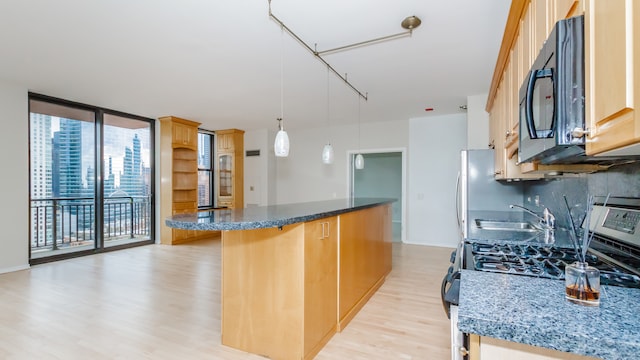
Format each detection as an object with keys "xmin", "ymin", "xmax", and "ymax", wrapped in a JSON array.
[
  {"xmin": 584, "ymin": 0, "xmax": 640, "ymax": 156},
  {"xmin": 486, "ymin": 0, "xmax": 640, "ymax": 179},
  {"xmin": 171, "ymin": 120, "xmax": 198, "ymax": 150}
]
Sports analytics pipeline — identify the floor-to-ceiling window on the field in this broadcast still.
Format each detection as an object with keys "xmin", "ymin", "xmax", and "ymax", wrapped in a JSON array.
[{"xmin": 29, "ymin": 94, "xmax": 154, "ymax": 263}]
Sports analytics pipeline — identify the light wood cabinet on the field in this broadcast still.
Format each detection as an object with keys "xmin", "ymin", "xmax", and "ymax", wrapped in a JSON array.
[
  {"xmin": 470, "ymin": 335, "xmax": 598, "ymax": 360},
  {"xmin": 532, "ymin": 0, "xmax": 553, "ymax": 58},
  {"xmin": 303, "ymin": 216, "xmax": 338, "ymax": 359},
  {"xmin": 215, "ymin": 129, "xmax": 244, "ymax": 209},
  {"xmin": 221, "ymin": 216, "xmax": 338, "ymax": 360},
  {"xmin": 171, "ymin": 121, "xmax": 197, "ymax": 149},
  {"xmin": 584, "ymin": 0, "xmax": 640, "ymax": 156},
  {"xmin": 555, "ymin": 0, "xmax": 582, "ymax": 21},
  {"xmin": 489, "ymin": 53, "xmax": 540, "ymax": 180},
  {"xmin": 159, "ymin": 116, "xmax": 201, "ymax": 245},
  {"xmin": 338, "ymin": 204, "xmax": 392, "ymax": 329}
]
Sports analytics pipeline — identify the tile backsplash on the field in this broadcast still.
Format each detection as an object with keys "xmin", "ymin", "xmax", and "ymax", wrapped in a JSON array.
[{"xmin": 522, "ymin": 161, "xmax": 640, "ymax": 228}]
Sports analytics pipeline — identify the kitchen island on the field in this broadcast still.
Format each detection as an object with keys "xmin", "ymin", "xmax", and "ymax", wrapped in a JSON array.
[{"xmin": 166, "ymin": 198, "xmax": 394, "ymax": 360}]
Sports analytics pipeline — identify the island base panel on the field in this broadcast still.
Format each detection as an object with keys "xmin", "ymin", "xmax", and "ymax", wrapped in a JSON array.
[{"xmin": 221, "ymin": 225, "xmax": 305, "ymax": 360}]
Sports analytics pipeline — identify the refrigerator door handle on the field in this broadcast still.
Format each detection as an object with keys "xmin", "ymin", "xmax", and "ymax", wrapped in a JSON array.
[{"xmin": 455, "ymin": 171, "xmax": 463, "ymax": 239}]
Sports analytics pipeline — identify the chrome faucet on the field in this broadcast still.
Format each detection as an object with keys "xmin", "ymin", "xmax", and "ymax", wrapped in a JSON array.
[{"xmin": 509, "ymin": 204, "xmax": 556, "ymax": 229}]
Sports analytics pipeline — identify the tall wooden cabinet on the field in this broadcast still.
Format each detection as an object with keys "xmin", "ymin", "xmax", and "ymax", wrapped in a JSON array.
[
  {"xmin": 216, "ymin": 129, "xmax": 244, "ymax": 209},
  {"xmin": 159, "ymin": 116, "xmax": 200, "ymax": 245}
]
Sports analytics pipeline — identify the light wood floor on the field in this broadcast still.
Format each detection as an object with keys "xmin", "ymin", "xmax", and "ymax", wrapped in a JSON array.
[{"xmin": 0, "ymin": 237, "xmax": 453, "ymax": 359}]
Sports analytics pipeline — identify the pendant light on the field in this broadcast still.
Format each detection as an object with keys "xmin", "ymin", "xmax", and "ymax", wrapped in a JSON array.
[
  {"xmin": 274, "ymin": 25, "xmax": 290, "ymax": 157},
  {"xmin": 274, "ymin": 118, "xmax": 289, "ymax": 157},
  {"xmin": 355, "ymin": 95, "xmax": 365, "ymax": 169},
  {"xmin": 322, "ymin": 66, "xmax": 334, "ymax": 164}
]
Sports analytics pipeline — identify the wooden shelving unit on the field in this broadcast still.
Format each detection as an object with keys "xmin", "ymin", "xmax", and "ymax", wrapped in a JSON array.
[{"xmin": 159, "ymin": 116, "xmax": 201, "ymax": 245}]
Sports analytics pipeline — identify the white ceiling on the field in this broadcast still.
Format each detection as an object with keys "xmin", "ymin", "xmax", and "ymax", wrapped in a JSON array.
[{"xmin": 0, "ymin": 0, "xmax": 510, "ymax": 131}]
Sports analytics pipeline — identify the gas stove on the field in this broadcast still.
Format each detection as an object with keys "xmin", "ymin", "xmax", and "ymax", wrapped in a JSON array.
[{"xmin": 465, "ymin": 197, "xmax": 640, "ymax": 289}]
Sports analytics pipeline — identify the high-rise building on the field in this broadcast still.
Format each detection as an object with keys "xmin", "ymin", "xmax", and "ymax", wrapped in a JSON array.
[
  {"xmin": 52, "ymin": 118, "xmax": 83, "ymax": 198},
  {"xmin": 29, "ymin": 113, "xmax": 53, "ymax": 246}
]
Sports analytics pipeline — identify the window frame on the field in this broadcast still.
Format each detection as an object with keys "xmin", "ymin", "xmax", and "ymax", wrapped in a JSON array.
[{"xmin": 197, "ymin": 130, "xmax": 216, "ymax": 209}]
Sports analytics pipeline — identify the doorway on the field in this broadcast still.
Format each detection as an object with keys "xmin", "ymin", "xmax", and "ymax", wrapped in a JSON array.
[{"xmin": 349, "ymin": 149, "xmax": 406, "ymax": 242}]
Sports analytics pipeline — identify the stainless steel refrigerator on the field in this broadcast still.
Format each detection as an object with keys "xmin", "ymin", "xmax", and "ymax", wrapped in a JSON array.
[
  {"xmin": 448, "ymin": 149, "xmax": 524, "ymax": 360},
  {"xmin": 457, "ymin": 149, "xmax": 524, "ymax": 239}
]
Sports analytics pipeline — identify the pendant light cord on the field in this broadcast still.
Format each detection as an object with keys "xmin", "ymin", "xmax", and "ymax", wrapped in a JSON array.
[
  {"xmin": 357, "ymin": 96, "xmax": 361, "ymax": 151},
  {"xmin": 280, "ymin": 25, "xmax": 284, "ymax": 129},
  {"xmin": 327, "ymin": 66, "xmax": 330, "ymax": 141}
]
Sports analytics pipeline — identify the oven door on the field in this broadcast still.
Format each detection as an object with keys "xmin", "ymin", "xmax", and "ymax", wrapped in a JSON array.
[
  {"xmin": 441, "ymin": 243, "xmax": 469, "ymax": 360},
  {"xmin": 449, "ymin": 305, "xmax": 470, "ymax": 360},
  {"xmin": 441, "ymin": 241, "xmax": 464, "ymax": 318}
]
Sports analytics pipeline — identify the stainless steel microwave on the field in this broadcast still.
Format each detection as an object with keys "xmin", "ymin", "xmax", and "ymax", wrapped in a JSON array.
[{"xmin": 518, "ymin": 15, "xmax": 585, "ymax": 164}]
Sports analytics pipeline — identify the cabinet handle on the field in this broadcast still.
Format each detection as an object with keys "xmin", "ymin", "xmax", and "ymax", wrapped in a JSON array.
[
  {"xmin": 495, "ymin": 170, "xmax": 503, "ymax": 175},
  {"xmin": 571, "ymin": 127, "xmax": 591, "ymax": 139},
  {"xmin": 319, "ymin": 222, "xmax": 330, "ymax": 239}
]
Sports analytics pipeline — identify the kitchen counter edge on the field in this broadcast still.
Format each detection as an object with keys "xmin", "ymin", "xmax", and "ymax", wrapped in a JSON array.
[{"xmin": 165, "ymin": 198, "xmax": 396, "ymax": 231}]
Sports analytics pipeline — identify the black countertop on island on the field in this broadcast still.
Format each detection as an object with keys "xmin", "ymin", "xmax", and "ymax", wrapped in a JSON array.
[{"xmin": 165, "ymin": 198, "xmax": 395, "ymax": 231}]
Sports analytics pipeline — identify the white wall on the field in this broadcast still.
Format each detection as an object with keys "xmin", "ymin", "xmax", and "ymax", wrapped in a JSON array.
[
  {"xmin": 466, "ymin": 93, "xmax": 490, "ymax": 150},
  {"xmin": 0, "ymin": 80, "xmax": 30, "ymax": 273},
  {"xmin": 243, "ymin": 129, "xmax": 268, "ymax": 206},
  {"xmin": 272, "ymin": 120, "xmax": 409, "ymax": 205},
  {"xmin": 407, "ymin": 114, "xmax": 467, "ymax": 247}
]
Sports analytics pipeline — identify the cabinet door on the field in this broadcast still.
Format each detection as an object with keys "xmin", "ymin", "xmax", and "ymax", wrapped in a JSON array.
[
  {"xmin": 172, "ymin": 122, "xmax": 197, "ymax": 149},
  {"xmin": 491, "ymin": 76, "xmax": 506, "ymax": 179},
  {"xmin": 532, "ymin": 0, "xmax": 552, "ymax": 57},
  {"xmin": 304, "ymin": 216, "xmax": 338, "ymax": 358},
  {"xmin": 555, "ymin": 0, "xmax": 581, "ymax": 21},
  {"xmin": 218, "ymin": 153, "xmax": 234, "ymax": 205},
  {"xmin": 217, "ymin": 133, "xmax": 234, "ymax": 152},
  {"xmin": 585, "ymin": 0, "xmax": 639, "ymax": 155}
]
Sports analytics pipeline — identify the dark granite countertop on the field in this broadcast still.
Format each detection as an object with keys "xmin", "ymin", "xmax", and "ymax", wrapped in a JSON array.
[
  {"xmin": 458, "ymin": 270, "xmax": 640, "ymax": 360},
  {"xmin": 165, "ymin": 198, "xmax": 395, "ymax": 231}
]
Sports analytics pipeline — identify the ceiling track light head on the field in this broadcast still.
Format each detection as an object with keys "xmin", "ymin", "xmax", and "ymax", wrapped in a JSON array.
[{"xmin": 401, "ymin": 15, "xmax": 422, "ymax": 30}]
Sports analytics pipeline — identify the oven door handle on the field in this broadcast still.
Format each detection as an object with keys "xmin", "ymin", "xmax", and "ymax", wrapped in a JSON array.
[{"xmin": 441, "ymin": 269, "xmax": 461, "ymax": 319}]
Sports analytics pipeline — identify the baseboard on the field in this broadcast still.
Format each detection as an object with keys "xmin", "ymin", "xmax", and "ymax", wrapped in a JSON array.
[{"xmin": 0, "ymin": 264, "xmax": 30, "ymax": 274}]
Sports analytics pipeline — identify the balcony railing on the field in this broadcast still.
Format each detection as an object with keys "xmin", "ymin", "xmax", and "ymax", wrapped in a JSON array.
[{"xmin": 30, "ymin": 196, "xmax": 151, "ymax": 251}]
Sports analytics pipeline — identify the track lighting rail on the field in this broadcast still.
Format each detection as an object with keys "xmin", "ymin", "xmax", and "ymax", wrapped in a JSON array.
[{"xmin": 268, "ymin": 1, "xmax": 369, "ymax": 101}]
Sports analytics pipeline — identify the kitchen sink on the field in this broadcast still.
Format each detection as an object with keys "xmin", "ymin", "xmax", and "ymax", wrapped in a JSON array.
[{"xmin": 474, "ymin": 219, "xmax": 539, "ymax": 232}]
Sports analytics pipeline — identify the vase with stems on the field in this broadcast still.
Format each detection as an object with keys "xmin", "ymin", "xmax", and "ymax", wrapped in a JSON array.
[
  {"xmin": 565, "ymin": 261, "xmax": 600, "ymax": 306},
  {"xmin": 562, "ymin": 194, "xmax": 610, "ymax": 306}
]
